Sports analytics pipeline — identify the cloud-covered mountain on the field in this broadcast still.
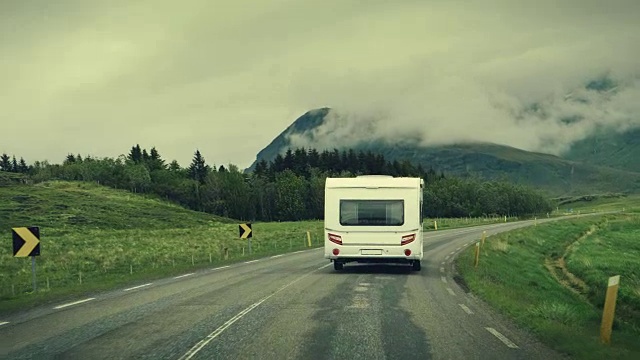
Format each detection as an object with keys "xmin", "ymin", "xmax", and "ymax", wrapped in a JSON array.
[{"xmin": 247, "ymin": 76, "xmax": 640, "ymax": 196}]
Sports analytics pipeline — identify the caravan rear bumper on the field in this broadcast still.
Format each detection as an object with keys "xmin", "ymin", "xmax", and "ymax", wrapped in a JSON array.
[{"xmin": 324, "ymin": 243, "xmax": 423, "ymax": 261}]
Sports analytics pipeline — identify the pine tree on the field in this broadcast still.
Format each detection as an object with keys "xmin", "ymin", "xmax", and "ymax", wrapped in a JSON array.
[
  {"xmin": 18, "ymin": 157, "xmax": 28, "ymax": 173},
  {"xmin": 65, "ymin": 154, "xmax": 77, "ymax": 164},
  {"xmin": 188, "ymin": 150, "xmax": 210, "ymax": 183},
  {"xmin": 128, "ymin": 144, "xmax": 143, "ymax": 164},
  {"xmin": 148, "ymin": 147, "xmax": 166, "ymax": 171},
  {"xmin": 168, "ymin": 160, "xmax": 181, "ymax": 172},
  {"xmin": 0, "ymin": 153, "xmax": 11, "ymax": 171},
  {"xmin": 11, "ymin": 155, "xmax": 18, "ymax": 173}
]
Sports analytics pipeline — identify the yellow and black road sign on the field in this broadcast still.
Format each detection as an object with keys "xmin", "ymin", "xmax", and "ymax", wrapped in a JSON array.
[
  {"xmin": 12, "ymin": 226, "xmax": 41, "ymax": 257},
  {"xmin": 239, "ymin": 223, "xmax": 252, "ymax": 239}
]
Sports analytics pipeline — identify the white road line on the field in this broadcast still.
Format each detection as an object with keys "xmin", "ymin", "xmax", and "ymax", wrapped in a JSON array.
[
  {"xmin": 441, "ymin": 261, "xmax": 445, "ymax": 265},
  {"xmin": 449, "ymin": 251, "xmax": 455, "ymax": 255},
  {"xmin": 244, "ymin": 260, "xmax": 259, "ymax": 264},
  {"xmin": 445, "ymin": 256, "xmax": 450, "ymax": 260},
  {"xmin": 440, "ymin": 267, "xmax": 445, "ymax": 273},
  {"xmin": 441, "ymin": 276, "xmax": 447, "ymax": 283},
  {"xmin": 485, "ymin": 327, "xmax": 519, "ymax": 349},
  {"xmin": 317, "ymin": 263, "xmax": 332, "ymax": 270},
  {"xmin": 179, "ymin": 263, "xmax": 330, "ymax": 360},
  {"xmin": 456, "ymin": 247, "xmax": 461, "ymax": 251},
  {"xmin": 459, "ymin": 304, "xmax": 474, "ymax": 314},
  {"xmin": 124, "ymin": 283, "xmax": 152, "ymax": 292},
  {"xmin": 292, "ymin": 250, "xmax": 304, "ymax": 254},
  {"xmin": 464, "ymin": 242, "xmax": 469, "ymax": 246},
  {"xmin": 446, "ymin": 288, "xmax": 456, "ymax": 296},
  {"xmin": 0, "ymin": 321, "xmax": 9, "ymax": 326},
  {"xmin": 270, "ymin": 254, "xmax": 284, "ymax": 258},
  {"xmin": 174, "ymin": 273, "xmax": 195, "ymax": 279},
  {"xmin": 359, "ymin": 283, "xmax": 372, "ymax": 286},
  {"xmin": 212, "ymin": 265, "xmax": 230, "ymax": 271},
  {"xmin": 53, "ymin": 298, "xmax": 95, "ymax": 310}
]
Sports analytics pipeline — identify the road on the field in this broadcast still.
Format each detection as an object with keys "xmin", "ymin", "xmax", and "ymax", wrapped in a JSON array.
[{"xmin": 0, "ymin": 218, "xmax": 575, "ymax": 359}]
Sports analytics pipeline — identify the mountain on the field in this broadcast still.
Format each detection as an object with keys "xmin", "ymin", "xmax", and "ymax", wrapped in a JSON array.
[
  {"xmin": 561, "ymin": 127, "xmax": 640, "ymax": 173},
  {"xmin": 247, "ymin": 109, "xmax": 640, "ymax": 196}
]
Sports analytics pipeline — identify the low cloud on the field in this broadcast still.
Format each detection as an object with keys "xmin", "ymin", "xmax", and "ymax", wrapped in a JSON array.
[{"xmin": 286, "ymin": 2, "xmax": 640, "ymax": 156}]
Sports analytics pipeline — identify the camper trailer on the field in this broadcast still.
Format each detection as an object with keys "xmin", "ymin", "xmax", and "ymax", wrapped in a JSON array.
[{"xmin": 324, "ymin": 175, "xmax": 424, "ymax": 271}]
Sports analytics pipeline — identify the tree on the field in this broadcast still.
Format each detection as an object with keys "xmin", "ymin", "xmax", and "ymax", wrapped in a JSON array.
[
  {"xmin": 18, "ymin": 157, "xmax": 28, "ymax": 173},
  {"xmin": 0, "ymin": 153, "xmax": 10, "ymax": 171},
  {"xmin": 147, "ymin": 147, "xmax": 166, "ymax": 171},
  {"xmin": 127, "ymin": 144, "xmax": 143, "ymax": 164},
  {"xmin": 188, "ymin": 150, "xmax": 209, "ymax": 184},
  {"xmin": 11, "ymin": 155, "xmax": 18, "ymax": 173},
  {"xmin": 168, "ymin": 160, "xmax": 181, "ymax": 172},
  {"xmin": 64, "ymin": 154, "xmax": 77, "ymax": 164},
  {"xmin": 124, "ymin": 164, "xmax": 151, "ymax": 193},
  {"xmin": 274, "ymin": 170, "xmax": 306, "ymax": 221}
]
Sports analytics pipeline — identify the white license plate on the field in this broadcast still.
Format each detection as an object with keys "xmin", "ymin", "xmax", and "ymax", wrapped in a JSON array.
[{"xmin": 361, "ymin": 249, "xmax": 383, "ymax": 255}]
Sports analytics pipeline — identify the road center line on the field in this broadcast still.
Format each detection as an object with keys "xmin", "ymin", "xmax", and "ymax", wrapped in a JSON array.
[
  {"xmin": 124, "ymin": 283, "xmax": 152, "ymax": 292},
  {"xmin": 485, "ymin": 327, "xmax": 519, "ymax": 348},
  {"xmin": 0, "ymin": 321, "xmax": 9, "ymax": 326},
  {"xmin": 459, "ymin": 304, "xmax": 474, "ymax": 314},
  {"xmin": 53, "ymin": 298, "xmax": 95, "ymax": 310},
  {"xmin": 174, "ymin": 273, "xmax": 195, "ymax": 279},
  {"xmin": 446, "ymin": 288, "xmax": 456, "ymax": 296},
  {"xmin": 179, "ymin": 263, "xmax": 331, "ymax": 360}
]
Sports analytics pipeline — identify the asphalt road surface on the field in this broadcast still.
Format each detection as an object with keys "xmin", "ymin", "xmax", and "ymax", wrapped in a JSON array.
[{"xmin": 1, "ymin": 217, "xmax": 585, "ymax": 360}]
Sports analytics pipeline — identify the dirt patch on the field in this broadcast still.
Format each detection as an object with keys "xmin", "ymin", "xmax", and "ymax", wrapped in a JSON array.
[{"xmin": 544, "ymin": 225, "xmax": 598, "ymax": 302}]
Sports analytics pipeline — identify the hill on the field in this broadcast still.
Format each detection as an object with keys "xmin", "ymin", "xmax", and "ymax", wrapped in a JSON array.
[
  {"xmin": 561, "ymin": 127, "xmax": 640, "ymax": 173},
  {"xmin": 0, "ymin": 181, "xmax": 233, "ymax": 232},
  {"xmin": 246, "ymin": 109, "xmax": 640, "ymax": 196}
]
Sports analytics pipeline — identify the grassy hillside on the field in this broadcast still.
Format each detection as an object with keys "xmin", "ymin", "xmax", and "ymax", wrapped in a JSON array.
[
  {"xmin": 563, "ymin": 128, "xmax": 640, "ymax": 173},
  {"xmin": 0, "ymin": 181, "xmax": 324, "ymax": 314},
  {"xmin": 0, "ymin": 181, "xmax": 234, "ymax": 232},
  {"xmin": 355, "ymin": 142, "xmax": 640, "ymax": 196},
  {"xmin": 455, "ymin": 213, "xmax": 640, "ymax": 359}
]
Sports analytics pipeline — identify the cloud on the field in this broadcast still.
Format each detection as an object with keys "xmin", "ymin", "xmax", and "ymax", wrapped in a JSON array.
[
  {"xmin": 285, "ymin": 1, "xmax": 640, "ymax": 156},
  {"xmin": 1, "ymin": 0, "xmax": 639, "ymax": 169}
]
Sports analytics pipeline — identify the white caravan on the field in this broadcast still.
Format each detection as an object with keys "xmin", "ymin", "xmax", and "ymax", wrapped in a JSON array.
[{"xmin": 324, "ymin": 175, "xmax": 424, "ymax": 271}]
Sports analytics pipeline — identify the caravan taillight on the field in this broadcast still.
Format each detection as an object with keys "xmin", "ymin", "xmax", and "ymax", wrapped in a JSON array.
[
  {"xmin": 401, "ymin": 233, "xmax": 416, "ymax": 245},
  {"xmin": 328, "ymin": 233, "xmax": 342, "ymax": 245}
]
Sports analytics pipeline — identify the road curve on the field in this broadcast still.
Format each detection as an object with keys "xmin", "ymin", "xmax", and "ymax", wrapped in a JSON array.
[{"xmin": 0, "ymin": 217, "xmax": 586, "ymax": 359}]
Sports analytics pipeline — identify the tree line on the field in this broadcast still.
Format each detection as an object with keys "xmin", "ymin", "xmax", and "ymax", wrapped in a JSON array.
[{"xmin": 1, "ymin": 146, "xmax": 554, "ymax": 220}]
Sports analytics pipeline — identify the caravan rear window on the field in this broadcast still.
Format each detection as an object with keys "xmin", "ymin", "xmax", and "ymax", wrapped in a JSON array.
[{"xmin": 340, "ymin": 200, "xmax": 404, "ymax": 226}]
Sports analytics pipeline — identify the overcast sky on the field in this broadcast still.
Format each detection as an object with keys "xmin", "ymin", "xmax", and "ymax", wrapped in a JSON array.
[{"xmin": 2, "ymin": 0, "xmax": 639, "ymax": 169}]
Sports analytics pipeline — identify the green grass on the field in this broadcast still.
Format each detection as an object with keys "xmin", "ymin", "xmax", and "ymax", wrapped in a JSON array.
[
  {"xmin": 455, "ymin": 215, "xmax": 640, "ymax": 359},
  {"xmin": 0, "ymin": 180, "xmax": 234, "ymax": 232},
  {"xmin": 0, "ymin": 181, "xmax": 323, "ymax": 314},
  {"xmin": 553, "ymin": 194, "xmax": 640, "ymax": 215},
  {"xmin": 422, "ymin": 216, "xmax": 517, "ymax": 231}
]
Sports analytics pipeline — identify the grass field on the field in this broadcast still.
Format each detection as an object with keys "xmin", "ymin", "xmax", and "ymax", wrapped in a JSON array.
[
  {"xmin": 0, "ymin": 181, "xmax": 324, "ymax": 314},
  {"xmin": 455, "ymin": 213, "xmax": 640, "ymax": 359},
  {"xmin": 554, "ymin": 194, "xmax": 640, "ymax": 215}
]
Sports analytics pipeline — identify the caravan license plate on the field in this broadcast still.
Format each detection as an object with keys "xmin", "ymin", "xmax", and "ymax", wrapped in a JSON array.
[{"xmin": 361, "ymin": 249, "xmax": 383, "ymax": 255}]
